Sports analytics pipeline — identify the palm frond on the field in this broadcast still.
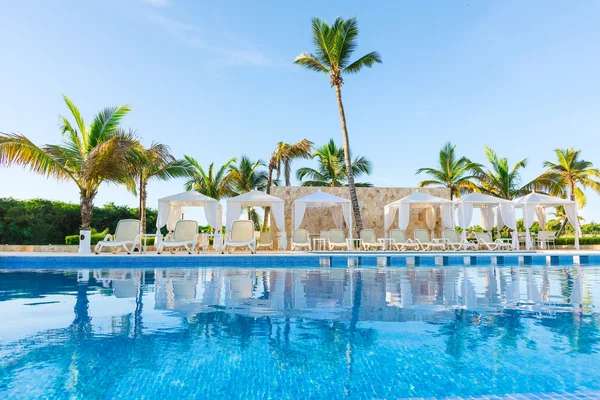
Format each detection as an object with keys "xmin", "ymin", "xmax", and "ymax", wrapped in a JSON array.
[
  {"xmin": 87, "ymin": 105, "xmax": 131, "ymax": 151},
  {"xmin": 344, "ymin": 51, "xmax": 382, "ymax": 74},
  {"xmin": 293, "ymin": 53, "xmax": 328, "ymax": 73},
  {"xmin": 0, "ymin": 132, "xmax": 71, "ymax": 180}
]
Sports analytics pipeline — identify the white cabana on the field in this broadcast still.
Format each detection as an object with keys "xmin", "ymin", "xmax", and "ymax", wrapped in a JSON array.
[
  {"xmin": 384, "ymin": 192, "xmax": 454, "ymax": 235},
  {"xmin": 226, "ymin": 191, "xmax": 287, "ymax": 249},
  {"xmin": 514, "ymin": 192, "xmax": 581, "ymax": 250},
  {"xmin": 157, "ymin": 190, "xmax": 221, "ymax": 232},
  {"xmin": 293, "ymin": 190, "xmax": 353, "ymax": 232},
  {"xmin": 455, "ymin": 192, "xmax": 519, "ymax": 249}
]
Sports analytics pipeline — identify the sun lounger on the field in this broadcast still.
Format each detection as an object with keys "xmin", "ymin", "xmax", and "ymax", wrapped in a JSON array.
[
  {"xmin": 360, "ymin": 229, "xmax": 384, "ymax": 251},
  {"xmin": 224, "ymin": 220, "xmax": 256, "ymax": 254},
  {"xmin": 328, "ymin": 229, "xmax": 349, "ymax": 251},
  {"xmin": 388, "ymin": 229, "xmax": 419, "ymax": 251},
  {"xmin": 256, "ymin": 231, "xmax": 273, "ymax": 251},
  {"xmin": 291, "ymin": 229, "xmax": 311, "ymax": 251},
  {"xmin": 94, "ymin": 219, "xmax": 141, "ymax": 254},
  {"xmin": 443, "ymin": 229, "xmax": 477, "ymax": 251},
  {"xmin": 475, "ymin": 232, "xmax": 512, "ymax": 251},
  {"xmin": 157, "ymin": 220, "xmax": 199, "ymax": 254},
  {"xmin": 414, "ymin": 229, "xmax": 446, "ymax": 251}
]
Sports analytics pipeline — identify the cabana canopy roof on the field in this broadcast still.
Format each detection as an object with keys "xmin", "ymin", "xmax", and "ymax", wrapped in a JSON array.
[
  {"xmin": 455, "ymin": 192, "xmax": 512, "ymax": 207},
  {"xmin": 386, "ymin": 191, "xmax": 452, "ymax": 208},
  {"xmin": 227, "ymin": 190, "xmax": 284, "ymax": 207},
  {"xmin": 295, "ymin": 191, "xmax": 350, "ymax": 207},
  {"xmin": 513, "ymin": 192, "xmax": 576, "ymax": 207}
]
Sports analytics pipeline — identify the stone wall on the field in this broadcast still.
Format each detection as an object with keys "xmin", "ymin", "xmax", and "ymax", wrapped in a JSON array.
[{"xmin": 270, "ymin": 187, "xmax": 451, "ymax": 249}]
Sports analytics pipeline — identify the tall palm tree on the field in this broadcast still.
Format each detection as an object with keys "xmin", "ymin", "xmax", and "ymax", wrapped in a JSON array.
[
  {"xmin": 229, "ymin": 156, "xmax": 268, "ymax": 227},
  {"xmin": 542, "ymin": 148, "xmax": 600, "ymax": 208},
  {"xmin": 0, "ymin": 95, "xmax": 139, "ymax": 231},
  {"xmin": 183, "ymin": 156, "xmax": 236, "ymax": 200},
  {"xmin": 476, "ymin": 147, "xmax": 553, "ymax": 199},
  {"xmin": 296, "ymin": 139, "xmax": 372, "ymax": 187},
  {"xmin": 416, "ymin": 142, "xmax": 481, "ymax": 200},
  {"xmin": 263, "ymin": 139, "xmax": 313, "ymax": 229},
  {"xmin": 294, "ymin": 17, "xmax": 382, "ymax": 231},
  {"xmin": 127, "ymin": 142, "xmax": 194, "ymax": 233}
]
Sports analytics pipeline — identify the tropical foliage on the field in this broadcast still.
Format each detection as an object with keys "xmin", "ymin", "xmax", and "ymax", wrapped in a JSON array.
[
  {"xmin": 475, "ymin": 147, "xmax": 558, "ymax": 199},
  {"xmin": 542, "ymin": 148, "xmax": 600, "ymax": 208},
  {"xmin": 128, "ymin": 142, "xmax": 194, "ymax": 233},
  {"xmin": 183, "ymin": 156, "xmax": 236, "ymax": 200},
  {"xmin": 0, "ymin": 198, "xmax": 157, "ymax": 245},
  {"xmin": 0, "ymin": 95, "xmax": 140, "ymax": 229},
  {"xmin": 416, "ymin": 142, "xmax": 480, "ymax": 199},
  {"xmin": 295, "ymin": 16, "xmax": 382, "ymax": 231},
  {"xmin": 296, "ymin": 139, "xmax": 372, "ymax": 187}
]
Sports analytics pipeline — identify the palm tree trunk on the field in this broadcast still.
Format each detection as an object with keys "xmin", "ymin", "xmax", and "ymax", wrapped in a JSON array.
[
  {"xmin": 285, "ymin": 159, "xmax": 291, "ymax": 186},
  {"xmin": 139, "ymin": 177, "xmax": 148, "ymax": 234},
  {"xmin": 80, "ymin": 191, "xmax": 94, "ymax": 230},
  {"xmin": 263, "ymin": 166, "xmax": 274, "ymax": 231},
  {"xmin": 334, "ymin": 84, "xmax": 363, "ymax": 233}
]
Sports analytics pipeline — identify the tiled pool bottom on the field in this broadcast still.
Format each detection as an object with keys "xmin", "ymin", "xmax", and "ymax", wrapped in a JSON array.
[{"xmin": 1, "ymin": 265, "xmax": 600, "ymax": 399}]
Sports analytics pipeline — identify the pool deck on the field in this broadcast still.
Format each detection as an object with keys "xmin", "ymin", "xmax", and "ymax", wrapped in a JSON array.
[{"xmin": 1, "ymin": 249, "xmax": 598, "ymax": 269}]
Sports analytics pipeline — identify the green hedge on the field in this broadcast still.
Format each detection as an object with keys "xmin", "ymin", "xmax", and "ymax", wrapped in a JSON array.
[
  {"xmin": 0, "ymin": 198, "xmax": 158, "ymax": 245},
  {"xmin": 555, "ymin": 236, "xmax": 600, "ymax": 245},
  {"xmin": 65, "ymin": 232, "xmax": 158, "ymax": 246}
]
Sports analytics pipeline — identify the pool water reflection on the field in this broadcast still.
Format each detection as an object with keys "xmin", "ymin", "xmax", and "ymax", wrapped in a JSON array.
[{"xmin": 1, "ymin": 265, "xmax": 600, "ymax": 399}]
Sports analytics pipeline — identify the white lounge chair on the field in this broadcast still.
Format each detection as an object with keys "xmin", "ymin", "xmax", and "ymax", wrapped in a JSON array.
[
  {"xmin": 291, "ymin": 229, "xmax": 311, "ymax": 251},
  {"xmin": 328, "ymin": 229, "xmax": 349, "ymax": 251},
  {"xmin": 360, "ymin": 229, "xmax": 384, "ymax": 251},
  {"xmin": 475, "ymin": 232, "xmax": 512, "ymax": 251},
  {"xmin": 443, "ymin": 229, "xmax": 477, "ymax": 251},
  {"xmin": 414, "ymin": 229, "xmax": 446, "ymax": 251},
  {"xmin": 256, "ymin": 231, "xmax": 273, "ymax": 251},
  {"xmin": 224, "ymin": 220, "xmax": 256, "ymax": 254},
  {"xmin": 94, "ymin": 219, "xmax": 141, "ymax": 254},
  {"xmin": 389, "ymin": 229, "xmax": 419, "ymax": 251},
  {"xmin": 536, "ymin": 231, "xmax": 556, "ymax": 249},
  {"xmin": 157, "ymin": 220, "xmax": 199, "ymax": 254}
]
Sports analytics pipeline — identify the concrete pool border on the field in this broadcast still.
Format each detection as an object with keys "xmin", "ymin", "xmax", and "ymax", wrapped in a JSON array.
[{"xmin": 1, "ymin": 250, "xmax": 598, "ymax": 269}]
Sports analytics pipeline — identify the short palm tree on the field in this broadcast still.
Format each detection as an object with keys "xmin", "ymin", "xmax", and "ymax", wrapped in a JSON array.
[
  {"xmin": 542, "ymin": 148, "xmax": 600, "ymax": 208},
  {"xmin": 183, "ymin": 156, "xmax": 236, "ymax": 200},
  {"xmin": 263, "ymin": 139, "xmax": 313, "ymax": 230},
  {"xmin": 296, "ymin": 139, "xmax": 372, "ymax": 187},
  {"xmin": 476, "ymin": 147, "xmax": 554, "ymax": 199},
  {"xmin": 416, "ymin": 142, "xmax": 481, "ymax": 200},
  {"xmin": 294, "ymin": 17, "xmax": 382, "ymax": 231},
  {"xmin": 128, "ymin": 142, "xmax": 195, "ymax": 233},
  {"xmin": 229, "ymin": 156, "xmax": 268, "ymax": 228},
  {"xmin": 0, "ymin": 95, "xmax": 139, "ymax": 230}
]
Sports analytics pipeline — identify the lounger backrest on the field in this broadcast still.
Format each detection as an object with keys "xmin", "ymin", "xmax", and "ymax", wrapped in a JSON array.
[
  {"xmin": 259, "ymin": 231, "xmax": 272, "ymax": 245},
  {"xmin": 230, "ymin": 220, "xmax": 254, "ymax": 242},
  {"xmin": 292, "ymin": 229, "xmax": 309, "ymax": 244},
  {"xmin": 360, "ymin": 229, "xmax": 377, "ymax": 244},
  {"xmin": 546, "ymin": 231, "xmax": 556, "ymax": 239},
  {"xmin": 414, "ymin": 229, "xmax": 431, "ymax": 243},
  {"xmin": 114, "ymin": 219, "xmax": 141, "ymax": 242},
  {"xmin": 443, "ymin": 229, "xmax": 460, "ymax": 243},
  {"xmin": 329, "ymin": 229, "xmax": 346, "ymax": 244},
  {"xmin": 476, "ymin": 232, "xmax": 493, "ymax": 242},
  {"xmin": 537, "ymin": 231, "xmax": 549, "ymax": 241},
  {"xmin": 173, "ymin": 220, "xmax": 198, "ymax": 241},
  {"xmin": 390, "ymin": 229, "xmax": 407, "ymax": 244},
  {"xmin": 320, "ymin": 230, "xmax": 329, "ymax": 239}
]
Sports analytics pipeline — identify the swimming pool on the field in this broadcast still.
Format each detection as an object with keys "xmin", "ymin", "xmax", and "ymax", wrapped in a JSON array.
[{"xmin": 1, "ymin": 264, "xmax": 599, "ymax": 399}]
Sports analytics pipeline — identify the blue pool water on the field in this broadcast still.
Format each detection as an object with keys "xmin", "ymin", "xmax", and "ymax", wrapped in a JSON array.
[{"xmin": 1, "ymin": 264, "xmax": 600, "ymax": 399}]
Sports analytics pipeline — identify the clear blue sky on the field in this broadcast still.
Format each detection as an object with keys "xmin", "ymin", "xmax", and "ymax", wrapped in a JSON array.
[{"xmin": 1, "ymin": 0, "xmax": 599, "ymax": 223}]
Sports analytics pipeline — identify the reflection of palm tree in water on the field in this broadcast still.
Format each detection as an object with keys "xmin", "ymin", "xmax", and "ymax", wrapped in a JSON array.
[
  {"xmin": 72, "ymin": 282, "xmax": 92, "ymax": 336},
  {"xmin": 134, "ymin": 278, "xmax": 143, "ymax": 338}
]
